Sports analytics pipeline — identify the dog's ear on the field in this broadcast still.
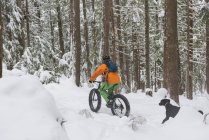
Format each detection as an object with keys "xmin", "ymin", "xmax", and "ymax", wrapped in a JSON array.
[{"xmin": 163, "ymin": 99, "xmax": 170, "ymax": 104}]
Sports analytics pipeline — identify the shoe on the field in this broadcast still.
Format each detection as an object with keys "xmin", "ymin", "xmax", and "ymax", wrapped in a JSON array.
[
  {"xmin": 106, "ymin": 100, "xmax": 113, "ymax": 108},
  {"xmin": 108, "ymin": 94, "xmax": 114, "ymax": 100}
]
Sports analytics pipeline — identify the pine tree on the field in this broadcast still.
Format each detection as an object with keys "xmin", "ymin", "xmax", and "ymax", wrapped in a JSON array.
[
  {"xmin": 165, "ymin": 0, "xmax": 180, "ymax": 103},
  {"xmin": 56, "ymin": 0, "xmax": 65, "ymax": 57},
  {"xmin": 145, "ymin": 0, "xmax": 150, "ymax": 88},
  {"xmin": 206, "ymin": 0, "xmax": 209, "ymax": 94},
  {"xmin": 115, "ymin": 0, "xmax": 125, "ymax": 85},
  {"xmin": 26, "ymin": 0, "xmax": 30, "ymax": 48},
  {"xmin": 74, "ymin": 0, "xmax": 81, "ymax": 86},
  {"xmin": 82, "ymin": 0, "xmax": 91, "ymax": 78},
  {"xmin": 0, "ymin": 0, "xmax": 3, "ymax": 78},
  {"xmin": 110, "ymin": 0, "xmax": 116, "ymax": 63},
  {"xmin": 186, "ymin": 0, "xmax": 193, "ymax": 99},
  {"xmin": 103, "ymin": 0, "xmax": 110, "ymax": 56},
  {"xmin": 16, "ymin": 0, "xmax": 25, "ymax": 57}
]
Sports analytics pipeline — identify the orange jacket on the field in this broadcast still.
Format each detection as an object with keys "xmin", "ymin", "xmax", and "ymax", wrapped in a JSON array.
[{"xmin": 89, "ymin": 64, "xmax": 121, "ymax": 84}]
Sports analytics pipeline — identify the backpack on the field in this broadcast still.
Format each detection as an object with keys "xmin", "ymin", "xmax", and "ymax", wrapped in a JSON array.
[{"xmin": 104, "ymin": 60, "xmax": 118, "ymax": 72}]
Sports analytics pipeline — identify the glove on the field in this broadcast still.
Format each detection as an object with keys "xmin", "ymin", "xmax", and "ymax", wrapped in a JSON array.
[{"xmin": 89, "ymin": 80, "xmax": 94, "ymax": 83}]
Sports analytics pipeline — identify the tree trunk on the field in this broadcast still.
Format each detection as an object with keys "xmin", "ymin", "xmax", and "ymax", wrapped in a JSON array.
[
  {"xmin": 92, "ymin": 0, "xmax": 97, "ymax": 66},
  {"xmin": 125, "ymin": 43, "xmax": 131, "ymax": 92},
  {"xmin": 5, "ymin": 1, "xmax": 13, "ymax": 70},
  {"xmin": 110, "ymin": 0, "xmax": 116, "ymax": 63},
  {"xmin": 145, "ymin": 0, "xmax": 150, "ymax": 88},
  {"xmin": 74, "ymin": 0, "xmax": 81, "ymax": 86},
  {"xmin": 154, "ymin": 61, "xmax": 157, "ymax": 92},
  {"xmin": 138, "ymin": 47, "xmax": 141, "ymax": 90},
  {"xmin": 133, "ymin": 47, "xmax": 139, "ymax": 91},
  {"xmin": 115, "ymin": 0, "xmax": 124, "ymax": 83},
  {"xmin": 206, "ymin": 0, "xmax": 209, "ymax": 94},
  {"xmin": 0, "ymin": 0, "xmax": 3, "ymax": 78},
  {"xmin": 124, "ymin": 19, "xmax": 131, "ymax": 92},
  {"xmin": 82, "ymin": 0, "xmax": 91, "ymax": 78},
  {"xmin": 207, "ymin": 38, "xmax": 209, "ymax": 94},
  {"xmin": 155, "ymin": 0, "xmax": 159, "ymax": 92},
  {"xmin": 163, "ymin": 0, "xmax": 169, "ymax": 89},
  {"xmin": 16, "ymin": 0, "xmax": 25, "ymax": 57},
  {"xmin": 34, "ymin": 1, "xmax": 41, "ymax": 33},
  {"xmin": 25, "ymin": 0, "xmax": 30, "ymax": 47},
  {"xmin": 165, "ymin": 0, "xmax": 180, "ymax": 103},
  {"xmin": 69, "ymin": 0, "xmax": 74, "ymax": 52},
  {"xmin": 186, "ymin": 0, "xmax": 193, "ymax": 99},
  {"xmin": 57, "ymin": 0, "xmax": 65, "ymax": 57},
  {"xmin": 5, "ymin": 2, "xmax": 12, "ymax": 42},
  {"xmin": 50, "ymin": 11, "xmax": 55, "ymax": 52},
  {"xmin": 103, "ymin": 0, "xmax": 110, "ymax": 56},
  {"xmin": 132, "ymin": 22, "xmax": 140, "ymax": 91}
]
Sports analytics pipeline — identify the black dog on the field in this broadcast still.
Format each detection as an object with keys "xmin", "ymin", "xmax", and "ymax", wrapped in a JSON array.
[{"xmin": 159, "ymin": 99, "xmax": 180, "ymax": 124}]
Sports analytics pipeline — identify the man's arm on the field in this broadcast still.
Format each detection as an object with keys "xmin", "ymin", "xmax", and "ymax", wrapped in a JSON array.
[{"xmin": 89, "ymin": 64, "xmax": 107, "ymax": 81}]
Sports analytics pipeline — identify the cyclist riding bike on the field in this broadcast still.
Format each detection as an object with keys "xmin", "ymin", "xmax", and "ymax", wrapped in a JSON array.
[{"xmin": 89, "ymin": 56, "xmax": 121, "ymax": 108}]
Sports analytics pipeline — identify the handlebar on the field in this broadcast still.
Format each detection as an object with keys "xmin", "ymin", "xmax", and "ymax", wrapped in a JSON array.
[
  {"xmin": 90, "ymin": 81, "xmax": 102, "ymax": 89},
  {"xmin": 92, "ymin": 81, "xmax": 102, "ymax": 84}
]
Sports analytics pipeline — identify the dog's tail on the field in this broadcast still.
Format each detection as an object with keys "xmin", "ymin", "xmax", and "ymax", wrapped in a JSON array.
[{"xmin": 198, "ymin": 110, "xmax": 204, "ymax": 115}]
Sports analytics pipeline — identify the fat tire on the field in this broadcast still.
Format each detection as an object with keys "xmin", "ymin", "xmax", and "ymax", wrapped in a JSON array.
[
  {"xmin": 111, "ymin": 94, "xmax": 130, "ymax": 117},
  {"xmin": 89, "ymin": 88, "xmax": 101, "ymax": 112}
]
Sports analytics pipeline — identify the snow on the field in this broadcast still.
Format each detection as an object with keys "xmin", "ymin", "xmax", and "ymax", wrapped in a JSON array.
[
  {"xmin": 0, "ymin": 74, "xmax": 69, "ymax": 140},
  {"xmin": 37, "ymin": 70, "xmax": 54, "ymax": 84},
  {"xmin": 156, "ymin": 88, "xmax": 168, "ymax": 98},
  {"xmin": 1, "ymin": 69, "xmax": 209, "ymax": 140},
  {"xmin": 45, "ymin": 78, "xmax": 209, "ymax": 140},
  {"xmin": 158, "ymin": 10, "xmax": 165, "ymax": 17}
]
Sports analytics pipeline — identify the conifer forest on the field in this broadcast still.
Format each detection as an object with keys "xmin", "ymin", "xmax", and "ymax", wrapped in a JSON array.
[{"xmin": 0, "ymin": 0, "xmax": 209, "ymax": 103}]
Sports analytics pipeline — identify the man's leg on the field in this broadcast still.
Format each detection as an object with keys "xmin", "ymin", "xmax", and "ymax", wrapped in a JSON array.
[
  {"xmin": 99, "ymin": 83, "xmax": 110, "ymax": 102},
  {"xmin": 107, "ymin": 84, "xmax": 119, "ymax": 95},
  {"xmin": 99, "ymin": 83, "xmax": 119, "ymax": 103}
]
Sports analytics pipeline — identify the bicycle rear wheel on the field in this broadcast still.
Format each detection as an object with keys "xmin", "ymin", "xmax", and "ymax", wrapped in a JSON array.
[
  {"xmin": 111, "ymin": 94, "xmax": 130, "ymax": 117},
  {"xmin": 89, "ymin": 89, "xmax": 101, "ymax": 112}
]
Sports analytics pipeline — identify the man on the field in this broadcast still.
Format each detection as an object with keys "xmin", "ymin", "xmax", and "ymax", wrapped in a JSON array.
[{"xmin": 89, "ymin": 56, "xmax": 121, "ymax": 107}]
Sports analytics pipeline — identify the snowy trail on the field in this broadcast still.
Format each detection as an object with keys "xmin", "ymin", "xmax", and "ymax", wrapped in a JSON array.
[
  {"xmin": 45, "ymin": 78, "xmax": 209, "ymax": 140},
  {"xmin": 1, "ymin": 70, "xmax": 209, "ymax": 140}
]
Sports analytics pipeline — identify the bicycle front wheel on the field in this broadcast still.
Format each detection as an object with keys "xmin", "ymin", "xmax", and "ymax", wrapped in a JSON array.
[{"xmin": 89, "ymin": 88, "xmax": 101, "ymax": 112}]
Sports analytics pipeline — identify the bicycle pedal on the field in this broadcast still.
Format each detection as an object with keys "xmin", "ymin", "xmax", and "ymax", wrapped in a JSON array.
[{"xmin": 108, "ymin": 94, "xmax": 114, "ymax": 100}]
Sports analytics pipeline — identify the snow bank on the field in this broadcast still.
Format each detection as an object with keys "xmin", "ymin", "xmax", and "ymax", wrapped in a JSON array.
[
  {"xmin": 0, "ymin": 75, "xmax": 69, "ymax": 140},
  {"xmin": 155, "ymin": 88, "xmax": 168, "ymax": 99}
]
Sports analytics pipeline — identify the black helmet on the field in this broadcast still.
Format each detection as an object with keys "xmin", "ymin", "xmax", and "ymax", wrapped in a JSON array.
[{"xmin": 102, "ymin": 55, "xmax": 110, "ymax": 61}]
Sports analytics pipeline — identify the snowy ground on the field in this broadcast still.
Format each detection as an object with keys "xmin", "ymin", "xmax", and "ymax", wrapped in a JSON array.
[
  {"xmin": 45, "ymin": 77, "xmax": 209, "ymax": 140},
  {"xmin": 1, "ymin": 69, "xmax": 209, "ymax": 140}
]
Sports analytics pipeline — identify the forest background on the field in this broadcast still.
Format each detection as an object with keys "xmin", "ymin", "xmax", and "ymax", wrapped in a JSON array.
[{"xmin": 0, "ymin": 0, "xmax": 209, "ymax": 103}]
